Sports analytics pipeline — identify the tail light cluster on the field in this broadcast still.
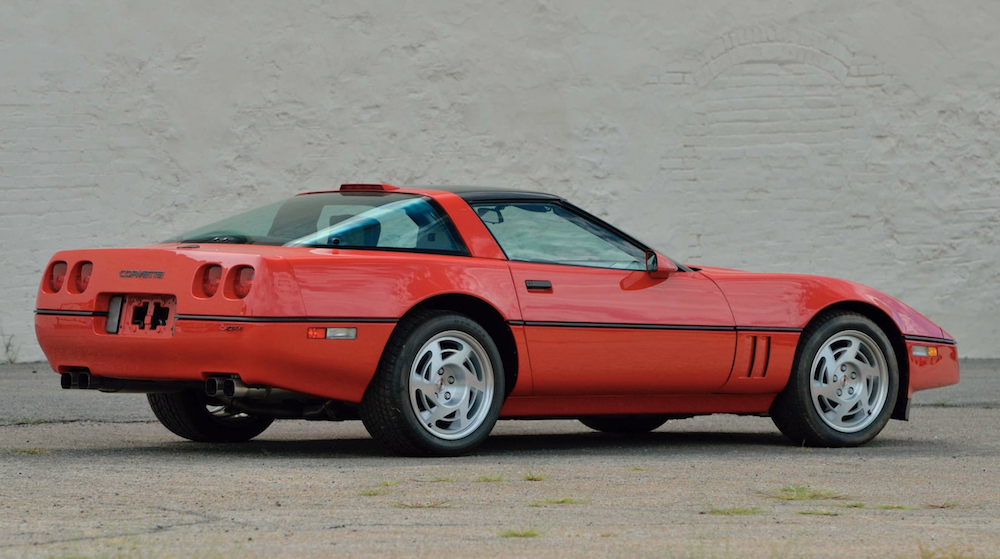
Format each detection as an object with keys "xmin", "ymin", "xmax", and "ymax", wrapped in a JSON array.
[
  {"xmin": 194, "ymin": 265, "xmax": 255, "ymax": 299},
  {"xmin": 46, "ymin": 261, "xmax": 94, "ymax": 294}
]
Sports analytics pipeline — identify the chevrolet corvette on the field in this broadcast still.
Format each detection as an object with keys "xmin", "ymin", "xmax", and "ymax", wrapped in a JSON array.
[{"xmin": 34, "ymin": 184, "xmax": 959, "ymax": 455}]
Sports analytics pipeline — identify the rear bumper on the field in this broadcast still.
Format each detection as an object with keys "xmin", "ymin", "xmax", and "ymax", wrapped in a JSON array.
[
  {"xmin": 35, "ymin": 314, "xmax": 395, "ymax": 403},
  {"xmin": 905, "ymin": 340, "xmax": 960, "ymax": 396}
]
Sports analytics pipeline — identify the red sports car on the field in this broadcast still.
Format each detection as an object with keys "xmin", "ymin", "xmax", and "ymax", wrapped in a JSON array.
[{"xmin": 35, "ymin": 184, "xmax": 959, "ymax": 456}]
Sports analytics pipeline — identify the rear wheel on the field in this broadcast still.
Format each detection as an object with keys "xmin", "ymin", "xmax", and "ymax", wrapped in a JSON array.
[
  {"xmin": 771, "ymin": 312, "xmax": 898, "ymax": 447},
  {"xmin": 147, "ymin": 390, "xmax": 274, "ymax": 443},
  {"xmin": 360, "ymin": 310, "xmax": 504, "ymax": 456},
  {"xmin": 579, "ymin": 415, "xmax": 670, "ymax": 434}
]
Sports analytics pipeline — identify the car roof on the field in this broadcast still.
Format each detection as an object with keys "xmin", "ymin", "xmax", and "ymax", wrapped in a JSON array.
[
  {"xmin": 416, "ymin": 185, "xmax": 563, "ymax": 202},
  {"xmin": 297, "ymin": 184, "xmax": 563, "ymax": 202}
]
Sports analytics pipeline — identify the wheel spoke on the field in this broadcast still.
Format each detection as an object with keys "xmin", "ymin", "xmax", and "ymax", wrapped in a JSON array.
[
  {"xmin": 411, "ymin": 373, "xmax": 441, "ymax": 396},
  {"xmin": 440, "ymin": 344, "xmax": 473, "ymax": 370},
  {"xmin": 834, "ymin": 338, "xmax": 859, "ymax": 369},
  {"xmin": 423, "ymin": 402, "xmax": 454, "ymax": 426},
  {"xmin": 426, "ymin": 344, "xmax": 445, "ymax": 375},
  {"xmin": 813, "ymin": 382, "xmax": 842, "ymax": 405},
  {"xmin": 815, "ymin": 346, "xmax": 838, "ymax": 382}
]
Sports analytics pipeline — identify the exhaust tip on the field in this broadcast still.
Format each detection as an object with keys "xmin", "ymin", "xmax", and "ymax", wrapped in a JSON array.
[
  {"xmin": 78, "ymin": 372, "xmax": 90, "ymax": 390},
  {"xmin": 222, "ymin": 379, "xmax": 236, "ymax": 398},
  {"xmin": 206, "ymin": 378, "xmax": 220, "ymax": 397},
  {"xmin": 60, "ymin": 372, "xmax": 73, "ymax": 389}
]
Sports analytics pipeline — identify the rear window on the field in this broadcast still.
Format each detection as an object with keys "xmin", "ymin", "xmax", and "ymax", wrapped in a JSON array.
[{"xmin": 165, "ymin": 192, "xmax": 466, "ymax": 254}]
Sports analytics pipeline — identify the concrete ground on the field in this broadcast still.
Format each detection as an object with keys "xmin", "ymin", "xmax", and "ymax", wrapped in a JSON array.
[{"xmin": 0, "ymin": 360, "xmax": 997, "ymax": 559}]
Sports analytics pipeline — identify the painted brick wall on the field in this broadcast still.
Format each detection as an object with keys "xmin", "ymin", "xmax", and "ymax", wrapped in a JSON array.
[{"xmin": 2, "ymin": 1, "xmax": 998, "ymax": 360}]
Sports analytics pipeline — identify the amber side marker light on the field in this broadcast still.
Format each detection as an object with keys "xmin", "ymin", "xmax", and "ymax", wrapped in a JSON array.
[
  {"xmin": 912, "ymin": 346, "xmax": 939, "ymax": 357},
  {"xmin": 48, "ymin": 262, "xmax": 68, "ymax": 292},
  {"xmin": 307, "ymin": 327, "xmax": 357, "ymax": 340}
]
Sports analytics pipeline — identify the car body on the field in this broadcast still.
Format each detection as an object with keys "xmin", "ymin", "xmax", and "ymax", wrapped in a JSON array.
[{"xmin": 35, "ymin": 184, "xmax": 959, "ymax": 455}]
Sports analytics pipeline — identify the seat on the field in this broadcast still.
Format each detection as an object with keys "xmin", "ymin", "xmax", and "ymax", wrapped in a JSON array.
[{"xmin": 327, "ymin": 215, "xmax": 381, "ymax": 247}]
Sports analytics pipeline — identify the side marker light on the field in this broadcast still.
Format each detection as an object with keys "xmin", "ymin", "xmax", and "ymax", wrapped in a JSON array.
[
  {"xmin": 307, "ymin": 327, "xmax": 357, "ymax": 340},
  {"xmin": 912, "ymin": 346, "xmax": 939, "ymax": 357}
]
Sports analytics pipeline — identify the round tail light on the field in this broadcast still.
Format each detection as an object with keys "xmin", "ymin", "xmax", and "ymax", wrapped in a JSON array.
[
  {"xmin": 232, "ymin": 267, "xmax": 254, "ymax": 299},
  {"xmin": 48, "ymin": 262, "xmax": 68, "ymax": 293},
  {"xmin": 201, "ymin": 265, "xmax": 223, "ymax": 297},
  {"xmin": 74, "ymin": 262, "xmax": 93, "ymax": 293}
]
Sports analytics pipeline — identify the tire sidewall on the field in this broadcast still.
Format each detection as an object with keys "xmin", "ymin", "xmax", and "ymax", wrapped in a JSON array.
[
  {"xmin": 793, "ymin": 314, "xmax": 899, "ymax": 446},
  {"xmin": 389, "ymin": 313, "xmax": 505, "ymax": 455}
]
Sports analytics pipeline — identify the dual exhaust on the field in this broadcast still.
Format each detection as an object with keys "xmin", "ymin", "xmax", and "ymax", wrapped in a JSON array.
[
  {"xmin": 205, "ymin": 376, "xmax": 293, "ymax": 400},
  {"xmin": 58, "ymin": 370, "xmax": 289, "ymax": 399}
]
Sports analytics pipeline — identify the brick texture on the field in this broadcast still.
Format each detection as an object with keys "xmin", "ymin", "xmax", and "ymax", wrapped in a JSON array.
[{"xmin": 2, "ymin": 2, "xmax": 998, "ymax": 360}]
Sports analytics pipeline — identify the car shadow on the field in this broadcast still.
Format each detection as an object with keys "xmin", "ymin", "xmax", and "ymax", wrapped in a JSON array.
[{"xmin": 49, "ymin": 427, "xmax": 964, "ymax": 461}]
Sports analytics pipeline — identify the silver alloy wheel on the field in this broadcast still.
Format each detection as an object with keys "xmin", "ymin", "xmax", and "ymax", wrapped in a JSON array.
[
  {"xmin": 408, "ymin": 330, "xmax": 495, "ymax": 441},
  {"xmin": 809, "ymin": 330, "xmax": 890, "ymax": 433}
]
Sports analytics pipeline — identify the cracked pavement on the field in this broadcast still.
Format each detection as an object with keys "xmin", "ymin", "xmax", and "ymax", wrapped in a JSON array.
[{"xmin": 0, "ymin": 361, "xmax": 997, "ymax": 558}]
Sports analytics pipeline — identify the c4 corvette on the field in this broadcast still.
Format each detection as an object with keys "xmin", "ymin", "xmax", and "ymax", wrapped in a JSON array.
[{"xmin": 35, "ymin": 184, "xmax": 959, "ymax": 455}]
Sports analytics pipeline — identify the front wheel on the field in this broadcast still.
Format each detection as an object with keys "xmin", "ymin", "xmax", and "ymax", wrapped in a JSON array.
[
  {"xmin": 770, "ymin": 312, "xmax": 898, "ymax": 447},
  {"xmin": 360, "ymin": 310, "xmax": 505, "ymax": 456},
  {"xmin": 147, "ymin": 391, "xmax": 274, "ymax": 443}
]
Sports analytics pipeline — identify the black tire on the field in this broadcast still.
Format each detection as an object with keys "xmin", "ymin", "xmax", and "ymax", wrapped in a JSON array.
[
  {"xmin": 360, "ymin": 310, "xmax": 505, "ymax": 456},
  {"xmin": 579, "ymin": 415, "xmax": 670, "ymax": 434},
  {"xmin": 147, "ymin": 390, "xmax": 274, "ymax": 443},
  {"xmin": 770, "ymin": 311, "xmax": 898, "ymax": 447}
]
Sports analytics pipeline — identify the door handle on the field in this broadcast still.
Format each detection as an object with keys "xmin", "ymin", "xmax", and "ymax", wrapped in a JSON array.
[{"xmin": 525, "ymin": 280, "xmax": 552, "ymax": 291}]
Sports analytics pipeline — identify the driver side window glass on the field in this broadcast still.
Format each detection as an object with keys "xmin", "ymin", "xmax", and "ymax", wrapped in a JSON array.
[{"xmin": 471, "ymin": 202, "xmax": 645, "ymax": 270}]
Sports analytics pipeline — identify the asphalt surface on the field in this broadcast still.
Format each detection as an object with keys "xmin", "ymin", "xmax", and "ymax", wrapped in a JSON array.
[{"xmin": 0, "ymin": 360, "xmax": 997, "ymax": 558}]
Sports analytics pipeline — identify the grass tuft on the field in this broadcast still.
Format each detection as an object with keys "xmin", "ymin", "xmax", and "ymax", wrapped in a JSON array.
[
  {"xmin": 379, "ymin": 480, "xmax": 400, "ymax": 487},
  {"xmin": 840, "ymin": 502, "xmax": 866, "ymax": 508},
  {"xmin": 475, "ymin": 475, "xmax": 503, "ymax": 483},
  {"xmin": 430, "ymin": 476, "xmax": 457, "ymax": 483},
  {"xmin": 499, "ymin": 529, "xmax": 540, "ymax": 538},
  {"xmin": 358, "ymin": 488, "xmax": 382, "ymax": 497},
  {"xmin": 523, "ymin": 472, "xmax": 547, "ymax": 481},
  {"xmin": 797, "ymin": 510, "xmax": 839, "ymax": 516},
  {"xmin": 528, "ymin": 497, "xmax": 587, "ymax": 507},
  {"xmin": 758, "ymin": 486, "xmax": 846, "ymax": 501},
  {"xmin": 629, "ymin": 465, "xmax": 649, "ymax": 471},
  {"xmin": 705, "ymin": 506, "xmax": 761, "ymax": 516},
  {"xmin": 913, "ymin": 544, "xmax": 999, "ymax": 559},
  {"xmin": 394, "ymin": 499, "xmax": 452, "ymax": 509},
  {"xmin": 10, "ymin": 448, "xmax": 50, "ymax": 455},
  {"xmin": 875, "ymin": 504, "xmax": 908, "ymax": 510},
  {"xmin": 600, "ymin": 533, "xmax": 618, "ymax": 538}
]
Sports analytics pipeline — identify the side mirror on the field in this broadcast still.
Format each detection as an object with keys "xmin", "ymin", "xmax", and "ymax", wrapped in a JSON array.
[{"xmin": 645, "ymin": 250, "xmax": 676, "ymax": 279}]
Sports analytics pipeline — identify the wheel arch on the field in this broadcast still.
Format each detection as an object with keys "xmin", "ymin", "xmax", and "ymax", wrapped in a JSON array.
[
  {"xmin": 398, "ymin": 294, "xmax": 518, "ymax": 397},
  {"xmin": 805, "ymin": 301, "xmax": 910, "ymax": 420}
]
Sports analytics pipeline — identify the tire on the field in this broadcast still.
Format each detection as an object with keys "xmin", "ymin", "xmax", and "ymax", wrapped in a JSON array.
[
  {"xmin": 579, "ymin": 415, "xmax": 670, "ymax": 434},
  {"xmin": 147, "ymin": 390, "xmax": 274, "ymax": 443},
  {"xmin": 360, "ymin": 310, "xmax": 505, "ymax": 456},
  {"xmin": 770, "ymin": 311, "xmax": 898, "ymax": 447}
]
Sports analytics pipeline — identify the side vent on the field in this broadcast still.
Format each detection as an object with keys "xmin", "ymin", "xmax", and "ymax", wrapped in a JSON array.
[{"xmin": 738, "ymin": 334, "xmax": 772, "ymax": 379}]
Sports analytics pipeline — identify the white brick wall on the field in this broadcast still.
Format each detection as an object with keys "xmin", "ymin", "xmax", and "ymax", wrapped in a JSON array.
[{"xmin": 2, "ymin": 1, "xmax": 998, "ymax": 360}]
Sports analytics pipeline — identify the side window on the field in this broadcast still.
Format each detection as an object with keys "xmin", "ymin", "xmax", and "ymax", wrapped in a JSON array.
[
  {"xmin": 291, "ymin": 198, "xmax": 464, "ymax": 254},
  {"xmin": 471, "ymin": 202, "xmax": 645, "ymax": 269}
]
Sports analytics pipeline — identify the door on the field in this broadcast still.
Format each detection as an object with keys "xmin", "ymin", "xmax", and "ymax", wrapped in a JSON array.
[{"xmin": 471, "ymin": 201, "xmax": 736, "ymax": 396}]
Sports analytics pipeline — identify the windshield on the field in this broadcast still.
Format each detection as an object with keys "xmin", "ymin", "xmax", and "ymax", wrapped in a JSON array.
[{"xmin": 164, "ymin": 192, "xmax": 467, "ymax": 254}]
